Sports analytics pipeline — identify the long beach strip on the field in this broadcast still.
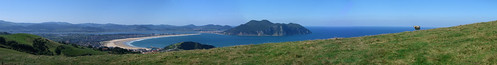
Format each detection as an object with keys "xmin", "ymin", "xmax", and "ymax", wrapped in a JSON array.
[{"xmin": 103, "ymin": 34, "xmax": 199, "ymax": 50}]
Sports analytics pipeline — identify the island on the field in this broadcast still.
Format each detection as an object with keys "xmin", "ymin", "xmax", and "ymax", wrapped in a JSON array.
[{"xmin": 222, "ymin": 20, "xmax": 311, "ymax": 36}]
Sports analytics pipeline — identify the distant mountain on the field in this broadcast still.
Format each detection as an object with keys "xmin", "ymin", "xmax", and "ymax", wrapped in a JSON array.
[
  {"xmin": 0, "ymin": 20, "xmax": 232, "ymax": 32},
  {"xmin": 223, "ymin": 20, "xmax": 311, "ymax": 36}
]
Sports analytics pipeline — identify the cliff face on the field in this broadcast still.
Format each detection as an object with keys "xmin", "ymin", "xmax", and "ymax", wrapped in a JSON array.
[{"xmin": 223, "ymin": 20, "xmax": 311, "ymax": 36}]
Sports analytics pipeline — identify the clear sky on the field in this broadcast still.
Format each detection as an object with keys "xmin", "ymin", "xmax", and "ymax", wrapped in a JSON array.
[{"xmin": 0, "ymin": 0, "xmax": 496, "ymax": 27}]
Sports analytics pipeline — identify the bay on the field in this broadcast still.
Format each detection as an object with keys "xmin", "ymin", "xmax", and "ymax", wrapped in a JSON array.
[{"xmin": 131, "ymin": 26, "xmax": 436, "ymax": 48}]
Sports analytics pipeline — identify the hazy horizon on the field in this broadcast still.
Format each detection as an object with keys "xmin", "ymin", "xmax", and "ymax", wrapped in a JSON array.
[{"xmin": 1, "ymin": 0, "xmax": 496, "ymax": 27}]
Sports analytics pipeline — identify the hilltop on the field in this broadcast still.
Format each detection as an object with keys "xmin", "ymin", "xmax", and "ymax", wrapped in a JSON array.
[
  {"xmin": 223, "ymin": 20, "xmax": 311, "ymax": 36},
  {"xmin": 1, "ymin": 20, "xmax": 497, "ymax": 64}
]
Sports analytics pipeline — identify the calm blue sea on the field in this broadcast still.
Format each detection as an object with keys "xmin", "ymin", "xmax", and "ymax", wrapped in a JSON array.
[{"xmin": 131, "ymin": 27, "xmax": 436, "ymax": 48}]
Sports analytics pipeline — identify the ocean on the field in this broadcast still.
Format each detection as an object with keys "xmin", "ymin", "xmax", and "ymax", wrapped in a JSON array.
[{"xmin": 131, "ymin": 26, "xmax": 437, "ymax": 48}]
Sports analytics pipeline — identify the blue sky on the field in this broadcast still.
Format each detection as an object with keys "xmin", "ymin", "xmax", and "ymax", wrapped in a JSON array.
[{"xmin": 0, "ymin": 0, "xmax": 496, "ymax": 27}]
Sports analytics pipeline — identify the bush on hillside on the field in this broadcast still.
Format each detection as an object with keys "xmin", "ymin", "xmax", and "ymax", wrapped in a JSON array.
[
  {"xmin": 3, "ymin": 41, "xmax": 36, "ymax": 54},
  {"xmin": 109, "ymin": 47, "xmax": 138, "ymax": 54},
  {"xmin": 0, "ymin": 32, "xmax": 9, "ymax": 35},
  {"xmin": 32, "ymin": 38, "xmax": 53, "ymax": 55},
  {"xmin": 0, "ymin": 37, "xmax": 5, "ymax": 44}
]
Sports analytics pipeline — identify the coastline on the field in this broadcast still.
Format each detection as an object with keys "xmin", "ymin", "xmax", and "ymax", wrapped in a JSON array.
[{"xmin": 103, "ymin": 33, "xmax": 200, "ymax": 50}]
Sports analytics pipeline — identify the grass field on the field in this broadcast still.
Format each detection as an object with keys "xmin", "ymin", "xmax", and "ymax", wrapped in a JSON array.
[{"xmin": 1, "ymin": 20, "xmax": 497, "ymax": 64}]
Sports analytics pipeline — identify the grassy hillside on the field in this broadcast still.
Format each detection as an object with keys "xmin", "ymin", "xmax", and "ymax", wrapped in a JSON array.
[
  {"xmin": 2, "ymin": 20, "xmax": 497, "ymax": 64},
  {"xmin": 0, "ymin": 33, "xmax": 107, "ymax": 56},
  {"xmin": 0, "ymin": 33, "xmax": 44, "ymax": 46}
]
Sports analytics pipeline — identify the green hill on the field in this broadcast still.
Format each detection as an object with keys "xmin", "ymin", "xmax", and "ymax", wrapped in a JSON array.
[
  {"xmin": 0, "ymin": 33, "xmax": 107, "ymax": 57},
  {"xmin": 163, "ymin": 41, "xmax": 215, "ymax": 50},
  {"xmin": 2, "ymin": 20, "xmax": 497, "ymax": 64}
]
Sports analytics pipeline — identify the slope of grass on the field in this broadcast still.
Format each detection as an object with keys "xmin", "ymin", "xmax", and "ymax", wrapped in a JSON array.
[
  {"xmin": 0, "ymin": 48, "xmax": 28, "ymax": 55},
  {"xmin": 2, "ymin": 20, "xmax": 497, "ymax": 64},
  {"xmin": 0, "ymin": 33, "xmax": 107, "ymax": 56},
  {"xmin": 0, "ymin": 33, "xmax": 42, "ymax": 46},
  {"xmin": 0, "ymin": 33, "xmax": 63, "ymax": 53}
]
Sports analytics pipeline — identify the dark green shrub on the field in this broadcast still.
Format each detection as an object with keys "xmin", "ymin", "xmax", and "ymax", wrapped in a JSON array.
[{"xmin": 32, "ymin": 38, "xmax": 53, "ymax": 55}]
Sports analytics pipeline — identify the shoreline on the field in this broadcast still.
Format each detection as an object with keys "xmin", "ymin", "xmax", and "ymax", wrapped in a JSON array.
[{"xmin": 103, "ymin": 33, "xmax": 200, "ymax": 50}]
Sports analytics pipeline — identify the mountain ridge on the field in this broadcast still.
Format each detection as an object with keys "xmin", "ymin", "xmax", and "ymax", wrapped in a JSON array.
[
  {"xmin": 223, "ymin": 20, "xmax": 311, "ymax": 36},
  {"xmin": 0, "ymin": 20, "xmax": 232, "ymax": 32}
]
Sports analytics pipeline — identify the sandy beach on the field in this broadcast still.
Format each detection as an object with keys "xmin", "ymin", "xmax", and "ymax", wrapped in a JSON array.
[{"xmin": 103, "ymin": 34, "xmax": 199, "ymax": 50}]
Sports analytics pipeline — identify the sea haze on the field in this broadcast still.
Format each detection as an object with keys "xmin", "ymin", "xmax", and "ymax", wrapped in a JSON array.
[{"xmin": 131, "ymin": 26, "xmax": 436, "ymax": 48}]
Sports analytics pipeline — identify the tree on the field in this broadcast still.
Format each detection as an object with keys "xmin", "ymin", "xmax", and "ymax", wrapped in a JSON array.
[
  {"xmin": 108, "ymin": 47, "xmax": 137, "ymax": 54},
  {"xmin": 111, "ymin": 47, "xmax": 128, "ymax": 54},
  {"xmin": 87, "ymin": 45, "xmax": 93, "ymax": 48},
  {"xmin": 55, "ymin": 46, "xmax": 65, "ymax": 55},
  {"xmin": 7, "ymin": 41, "xmax": 36, "ymax": 54},
  {"xmin": 0, "ymin": 37, "xmax": 5, "ymax": 44},
  {"xmin": 33, "ymin": 38, "xmax": 53, "ymax": 55},
  {"xmin": 0, "ymin": 32, "xmax": 9, "ymax": 35}
]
